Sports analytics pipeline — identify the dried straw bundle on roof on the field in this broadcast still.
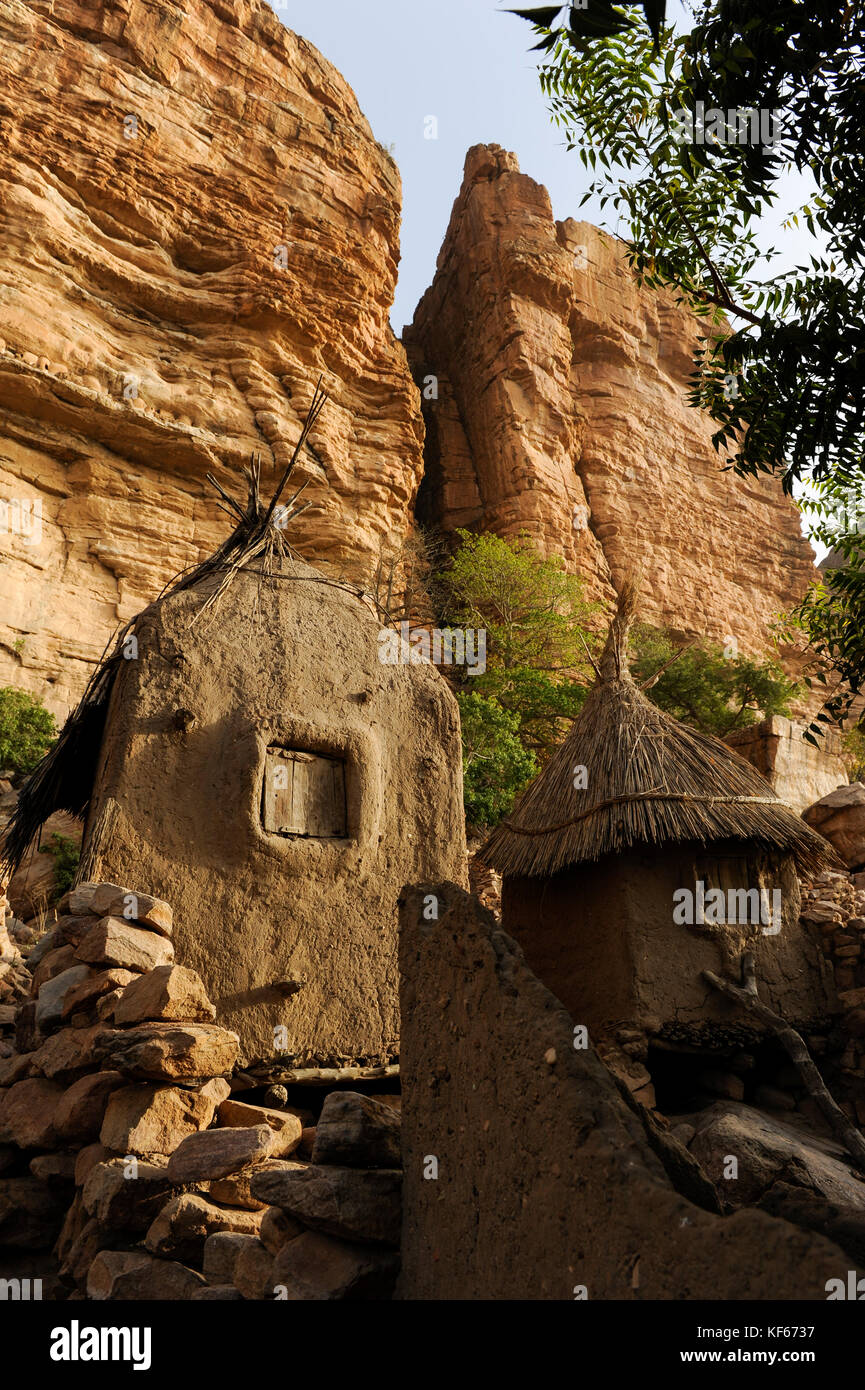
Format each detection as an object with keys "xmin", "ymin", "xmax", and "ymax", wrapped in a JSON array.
[
  {"xmin": 482, "ymin": 579, "xmax": 835, "ymax": 880},
  {"xmin": 1, "ymin": 383, "xmax": 328, "ymax": 878}
]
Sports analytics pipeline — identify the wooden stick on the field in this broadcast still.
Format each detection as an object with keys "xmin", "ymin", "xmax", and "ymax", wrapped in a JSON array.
[
  {"xmin": 703, "ymin": 954, "xmax": 865, "ymax": 1173},
  {"xmin": 246, "ymin": 1063, "xmax": 400, "ymax": 1087}
]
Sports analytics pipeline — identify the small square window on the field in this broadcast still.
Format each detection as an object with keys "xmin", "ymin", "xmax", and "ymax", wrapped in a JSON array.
[{"xmin": 262, "ymin": 748, "xmax": 347, "ymax": 838}]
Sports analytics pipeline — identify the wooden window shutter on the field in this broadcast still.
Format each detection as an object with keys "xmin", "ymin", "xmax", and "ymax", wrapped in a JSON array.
[{"xmin": 262, "ymin": 748, "xmax": 347, "ymax": 838}]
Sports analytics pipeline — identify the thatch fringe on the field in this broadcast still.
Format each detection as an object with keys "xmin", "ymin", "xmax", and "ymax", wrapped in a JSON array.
[
  {"xmin": 482, "ymin": 582, "xmax": 837, "ymax": 879},
  {"xmin": 1, "ymin": 382, "xmax": 328, "ymax": 879}
]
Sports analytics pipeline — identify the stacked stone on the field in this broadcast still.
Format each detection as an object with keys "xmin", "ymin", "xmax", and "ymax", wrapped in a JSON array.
[
  {"xmin": 800, "ymin": 867, "xmax": 865, "ymax": 1122},
  {"xmin": 197, "ymin": 1091, "xmax": 402, "ymax": 1301},
  {"xmin": 0, "ymin": 880, "xmax": 403, "ymax": 1300},
  {"xmin": 0, "ymin": 874, "xmax": 31, "ymax": 1052}
]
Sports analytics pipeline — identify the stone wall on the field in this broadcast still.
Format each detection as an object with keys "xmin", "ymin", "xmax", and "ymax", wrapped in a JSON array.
[{"xmin": 0, "ymin": 881, "xmax": 402, "ymax": 1301}]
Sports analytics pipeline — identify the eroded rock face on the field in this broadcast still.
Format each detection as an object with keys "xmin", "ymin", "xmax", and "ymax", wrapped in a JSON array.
[
  {"xmin": 405, "ymin": 144, "xmax": 818, "ymax": 664},
  {"xmin": 0, "ymin": 0, "xmax": 422, "ymax": 715}
]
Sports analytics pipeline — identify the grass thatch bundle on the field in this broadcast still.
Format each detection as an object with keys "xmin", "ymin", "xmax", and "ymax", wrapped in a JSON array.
[
  {"xmin": 482, "ymin": 579, "xmax": 836, "ymax": 879},
  {"xmin": 1, "ymin": 382, "xmax": 328, "ymax": 879}
]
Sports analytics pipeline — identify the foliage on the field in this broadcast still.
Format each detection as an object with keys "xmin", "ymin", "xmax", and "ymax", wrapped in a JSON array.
[
  {"xmin": 841, "ymin": 725, "xmax": 865, "ymax": 784},
  {"xmin": 630, "ymin": 625, "xmax": 798, "ymax": 738},
  {"xmin": 457, "ymin": 692, "xmax": 539, "ymax": 831},
  {"xmin": 0, "ymin": 687, "xmax": 56, "ymax": 777},
  {"xmin": 44, "ymin": 832, "xmax": 80, "ymax": 902},
  {"xmin": 434, "ymin": 530, "xmax": 598, "ymax": 827},
  {"xmin": 507, "ymin": 0, "xmax": 865, "ymax": 729},
  {"xmin": 435, "ymin": 528, "xmax": 598, "ymax": 760},
  {"xmin": 437, "ymin": 528, "xmax": 597, "ymax": 677}
]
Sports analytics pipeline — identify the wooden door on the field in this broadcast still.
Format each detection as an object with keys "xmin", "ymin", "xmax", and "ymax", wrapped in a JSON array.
[{"xmin": 262, "ymin": 748, "xmax": 347, "ymax": 838}]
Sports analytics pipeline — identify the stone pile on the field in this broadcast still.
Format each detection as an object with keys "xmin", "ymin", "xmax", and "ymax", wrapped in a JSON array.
[
  {"xmin": 0, "ymin": 881, "xmax": 402, "ymax": 1300},
  {"xmin": 800, "ymin": 865, "xmax": 865, "ymax": 1123}
]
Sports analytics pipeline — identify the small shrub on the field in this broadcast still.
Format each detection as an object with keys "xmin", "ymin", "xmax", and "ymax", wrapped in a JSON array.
[
  {"xmin": 44, "ymin": 833, "xmax": 80, "ymax": 902},
  {"xmin": 0, "ymin": 687, "xmax": 56, "ymax": 776}
]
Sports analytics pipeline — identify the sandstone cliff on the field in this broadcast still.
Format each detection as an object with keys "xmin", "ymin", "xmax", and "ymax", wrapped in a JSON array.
[
  {"xmin": 0, "ymin": 0, "xmax": 422, "ymax": 715},
  {"xmin": 404, "ymin": 144, "xmax": 818, "ymax": 659}
]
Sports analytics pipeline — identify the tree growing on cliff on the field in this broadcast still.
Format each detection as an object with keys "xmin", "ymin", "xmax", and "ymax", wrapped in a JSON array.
[
  {"xmin": 508, "ymin": 1, "xmax": 865, "ymax": 733},
  {"xmin": 437, "ymin": 531, "xmax": 793, "ymax": 828},
  {"xmin": 434, "ymin": 530, "xmax": 597, "ymax": 827},
  {"xmin": 630, "ymin": 625, "xmax": 798, "ymax": 738}
]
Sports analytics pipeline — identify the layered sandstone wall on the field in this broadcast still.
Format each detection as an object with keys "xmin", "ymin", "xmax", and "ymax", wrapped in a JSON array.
[
  {"xmin": 0, "ymin": 0, "xmax": 422, "ymax": 715},
  {"xmin": 404, "ymin": 144, "xmax": 819, "ymax": 659}
]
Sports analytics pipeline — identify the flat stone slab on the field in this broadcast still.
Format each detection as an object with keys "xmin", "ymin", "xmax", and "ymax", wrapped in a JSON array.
[{"xmin": 249, "ymin": 1163, "xmax": 401, "ymax": 1246}]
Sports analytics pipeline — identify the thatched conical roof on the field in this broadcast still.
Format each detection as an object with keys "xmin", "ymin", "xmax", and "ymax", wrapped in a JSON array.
[{"xmin": 482, "ymin": 580, "xmax": 835, "ymax": 879}]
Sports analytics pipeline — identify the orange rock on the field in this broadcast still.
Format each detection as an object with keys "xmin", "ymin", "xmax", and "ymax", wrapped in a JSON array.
[
  {"xmin": 405, "ymin": 143, "xmax": 819, "ymax": 684},
  {"xmin": 0, "ymin": 0, "xmax": 423, "ymax": 718}
]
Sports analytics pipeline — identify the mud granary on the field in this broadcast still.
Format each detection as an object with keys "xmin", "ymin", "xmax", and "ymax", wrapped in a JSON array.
[
  {"xmin": 4, "ymin": 498, "xmax": 467, "ymax": 1070},
  {"xmin": 483, "ymin": 583, "xmax": 838, "ymax": 1052}
]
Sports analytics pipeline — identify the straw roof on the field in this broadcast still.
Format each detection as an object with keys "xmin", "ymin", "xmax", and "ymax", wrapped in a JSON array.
[{"xmin": 482, "ymin": 579, "xmax": 836, "ymax": 879}]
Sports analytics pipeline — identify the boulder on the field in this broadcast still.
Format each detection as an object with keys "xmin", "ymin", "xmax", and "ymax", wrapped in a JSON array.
[
  {"xmin": 65, "ymin": 882, "xmax": 101, "ymax": 915},
  {"xmin": 34, "ymin": 964, "xmax": 92, "ymax": 1027},
  {"xmin": 87, "ymin": 884, "xmax": 173, "ymax": 937},
  {"xmin": 233, "ymin": 1237, "xmax": 275, "ymax": 1300},
  {"xmin": 203, "ymin": 1231, "xmax": 257, "ymax": 1286},
  {"xmin": 208, "ymin": 1169, "xmax": 269, "ymax": 1211},
  {"xmin": 23, "ymin": 927, "xmax": 61, "ymax": 970},
  {"xmin": 144, "ymin": 1192, "xmax": 262, "ymax": 1262},
  {"xmin": 249, "ymin": 1164, "xmax": 401, "ymax": 1247},
  {"xmin": 113, "ymin": 965, "xmax": 214, "ymax": 1024},
  {"xmin": 30, "ymin": 1024, "xmax": 109, "ymax": 1081},
  {"xmin": 87, "ymin": 1250, "xmax": 205, "ymax": 1300},
  {"xmin": 102, "ymin": 1022, "xmax": 238, "ymax": 1081},
  {"xmin": 272, "ymin": 1230, "xmax": 399, "ymax": 1300},
  {"xmin": 216, "ymin": 1098, "xmax": 302, "ymax": 1157},
  {"xmin": 29, "ymin": 1152, "xmax": 77, "ymax": 1186},
  {"xmin": 803, "ymin": 783, "xmax": 865, "ymax": 870},
  {"xmin": 312, "ymin": 1091, "xmax": 401, "ymax": 1168},
  {"xmin": 0, "ymin": 1076, "xmax": 64, "ymax": 1147},
  {"xmin": 31, "ymin": 944, "xmax": 79, "ymax": 994},
  {"xmin": 100, "ymin": 1078, "xmax": 230, "ymax": 1155},
  {"xmin": 75, "ymin": 918, "xmax": 174, "ymax": 972},
  {"xmin": 59, "ymin": 1214, "xmax": 111, "ymax": 1287},
  {"xmin": 259, "ymin": 1204, "xmax": 305, "ymax": 1255},
  {"xmin": 74, "ymin": 1142, "xmax": 113, "ymax": 1188},
  {"xmin": 61, "ymin": 968, "xmax": 137, "ymax": 1021},
  {"xmin": 53, "ymin": 914, "xmax": 101, "ymax": 948},
  {"xmin": 53, "ymin": 1071, "xmax": 127, "ymax": 1144},
  {"xmin": 687, "ymin": 1101, "xmax": 865, "ymax": 1208},
  {"xmin": 167, "ymin": 1124, "xmax": 275, "ymax": 1182},
  {"xmin": 82, "ymin": 1158, "xmax": 182, "ymax": 1232}
]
